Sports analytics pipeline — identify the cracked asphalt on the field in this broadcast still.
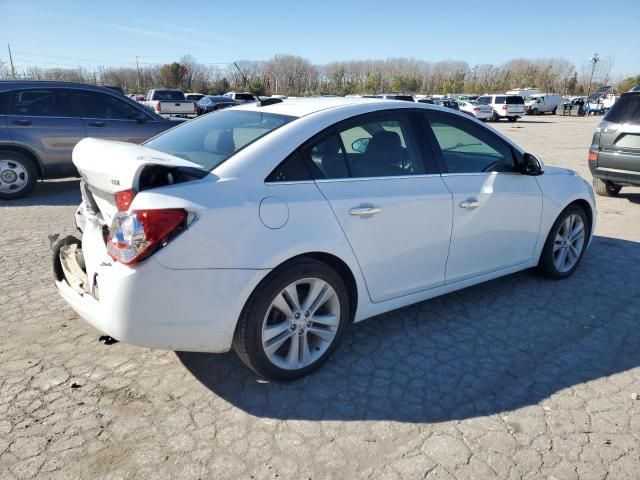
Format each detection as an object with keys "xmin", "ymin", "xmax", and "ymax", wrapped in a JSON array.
[{"xmin": 1, "ymin": 115, "xmax": 639, "ymax": 479}]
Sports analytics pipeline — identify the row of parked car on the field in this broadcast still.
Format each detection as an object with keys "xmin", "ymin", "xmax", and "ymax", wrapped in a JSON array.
[
  {"xmin": 1, "ymin": 80, "xmax": 638, "ymax": 201},
  {"xmin": 127, "ymin": 90, "xmax": 257, "ymax": 118}
]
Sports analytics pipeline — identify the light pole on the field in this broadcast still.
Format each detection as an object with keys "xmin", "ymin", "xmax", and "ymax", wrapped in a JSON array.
[{"xmin": 587, "ymin": 53, "xmax": 600, "ymax": 97}]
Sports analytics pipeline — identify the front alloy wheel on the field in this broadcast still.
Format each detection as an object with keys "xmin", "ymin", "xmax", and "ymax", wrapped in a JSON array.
[
  {"xmin": 538, "ymin": 205, "xmax": 589, "ymax": 278},
  {"xmin": 234, "ymin": 258, "xmax": 349, "ymax": 381}
]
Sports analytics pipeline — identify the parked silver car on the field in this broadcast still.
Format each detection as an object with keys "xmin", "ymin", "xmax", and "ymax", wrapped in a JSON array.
[{"xmin": 0, "ymin": 81, "xmax": 180, "ymax": 199}]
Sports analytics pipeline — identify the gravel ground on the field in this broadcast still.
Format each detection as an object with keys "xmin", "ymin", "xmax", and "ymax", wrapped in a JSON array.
[{"xmin": 1, "ymin": 115, "xmax": 639, "ymax": 479}]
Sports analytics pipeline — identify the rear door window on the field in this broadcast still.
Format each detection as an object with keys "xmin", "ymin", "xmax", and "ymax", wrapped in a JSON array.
[
  {"xmin": 494, "ymin": 96, "xmax": 506, "ymax": 104},
  {"xmin": 476, "ymin": 96, "xmax": 491, "ymax": 105}
]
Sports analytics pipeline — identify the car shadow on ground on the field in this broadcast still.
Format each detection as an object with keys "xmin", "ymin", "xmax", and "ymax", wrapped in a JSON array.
[
  {"xmin": 0, "ymin": 179, "xmax": 81, "ymax": 207},
  {"xmin": 619, "ymin": 192, "xmax": 640, "ymax": 205},
  {"xmin": 178, "ymin": 235, "xmax": 640, "ymax": 423}
]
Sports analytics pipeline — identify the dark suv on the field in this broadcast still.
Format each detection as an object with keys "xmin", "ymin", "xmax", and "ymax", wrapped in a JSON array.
[
  {"xmin": 0, "ymin": 81, "xmax": 179, "ymax": 199},
  {"xmin": 589, "ymin": 91, "xmax": 640, "ymax": 196}
]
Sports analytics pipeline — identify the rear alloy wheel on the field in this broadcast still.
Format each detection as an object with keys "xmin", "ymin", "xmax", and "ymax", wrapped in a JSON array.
[
  {"xmin": 538, "ymin": 205, "xmax": 588, "ymax": 279},
  {"xmin": 592, "ymin": 177, "xmax": 621, "ymax": 197},
  {"xmin": 233, "ymin": 258, "xmax": 350, "ymax": 381},
  {"xmin": 0, "ymin": 152, "xmax": 37, "ymax": 200}
]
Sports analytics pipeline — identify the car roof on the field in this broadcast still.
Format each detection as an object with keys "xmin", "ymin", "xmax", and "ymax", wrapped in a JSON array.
[
  {"xmin": 232, "ymin": 96, "xmax": 398, "ymax": 117},
  {"xmin": 0, "ymin": 80, "xmax": 125, "ymax": 94}
]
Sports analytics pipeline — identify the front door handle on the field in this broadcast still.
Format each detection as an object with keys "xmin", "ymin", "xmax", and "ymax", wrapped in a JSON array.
[
  {"xmin": 11, "ymin": 119, "xmax": 32, "ymax": 126},
  {"xmin": 459, "ymin": 198, "xmax": 481, "ymax": 209},
  {"xmin": 87, "ymin": 121, "xmax": 106, "ymax": 127},
  {"xmin": 349, "ymin": 206, "xmax": 381, "ymax": 216}
]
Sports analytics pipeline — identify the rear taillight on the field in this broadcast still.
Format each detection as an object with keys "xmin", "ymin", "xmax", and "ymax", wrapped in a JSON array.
[
  {"xmin": 473, "ymin": 108, "xmax": 480, "ymax": 112},
  {"xmin": 155, "ymin": 103, "xmax": 161, "ymax": 112},
  {"xmin": 114, "ymin": 188, "xmax": 136, "ymax": 212},
  {"xmin": 107, "ymin": 209, "xmax": 187, "ymax": 265},
  {"xmin": 588, "ymin": 149, "xmax": 598, "ymax": 162}
]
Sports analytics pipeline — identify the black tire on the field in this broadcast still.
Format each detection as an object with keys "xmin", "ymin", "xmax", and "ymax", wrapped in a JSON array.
[
  {"xmin": 532, "ymin": 108, "xmax": 539, "ymax": 115},
  {"xmin": 592, "ymin": 177, "xmax": 621, "ymax": 197},
  {"xmin": 0, "ymin": 151, "xmax": 38, "ymax": 200},
  {"xmin": 552, "ymin": 106, "xmax": 557, "ymax": 115},
  {"xmin": 491, "ymin": 111, "xmax": 500, "ymax": 122},
  {"xmin": 538, "ymin": 204, "xmax": 589, "ymax": 279},
  {"xmin": 508, "ymin": 116, "xmax": 518, "ymax": 122},
  {"xmin": 233, "ymin": 258, "xmax": 350, "ymax": 381}
]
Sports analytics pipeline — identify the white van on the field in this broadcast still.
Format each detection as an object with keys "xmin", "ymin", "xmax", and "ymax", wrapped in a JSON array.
[
  {"xmin": 525, "ymin": 94, "xmax": 564, "ymax": 115},
  {"xmin": 475, "ymin": 94, "xmax": 525, "ymax": 122}
]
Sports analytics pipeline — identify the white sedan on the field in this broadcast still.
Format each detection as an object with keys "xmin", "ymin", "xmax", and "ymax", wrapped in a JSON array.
[
  {"xmin": 458, "ymin": 100, "xmax": 493, "ymax": 120},
  {"xmin": 54, "ymin": 97, "xmax": 596, "ymax": 381}
]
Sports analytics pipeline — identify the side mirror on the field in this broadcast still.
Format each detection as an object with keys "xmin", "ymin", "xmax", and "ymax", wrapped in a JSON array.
[
  {"xmin": 352, "ymin": 137, "xmax": 370, "ymax": 153},
  {"xmin": 521, "ymin": 152, "xmax": 543, "ymax": 175}
]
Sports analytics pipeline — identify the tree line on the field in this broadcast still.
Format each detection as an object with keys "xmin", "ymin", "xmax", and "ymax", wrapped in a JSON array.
[{"xmin": 1, "ymin": 53, "xmax": 635, "ymax": 97}]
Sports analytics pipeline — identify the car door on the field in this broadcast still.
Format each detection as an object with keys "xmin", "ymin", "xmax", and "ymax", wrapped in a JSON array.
[
  {"xmin": 69, "ymin": 89, "xmax": 163, "ymax": 144},
  {"xmin": 307, "ymin": 110, "xmax": 453, "ymax": 303},
  {"xmin": 5, "ymin": 88, "xmax": 85, "ymax": 177},
  {"xmin": 422, "ymin": 110, "xmax": 542, "ymax": 283}
]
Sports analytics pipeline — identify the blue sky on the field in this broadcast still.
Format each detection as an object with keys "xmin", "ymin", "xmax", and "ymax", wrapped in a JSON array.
[{"xmin": 1, "ymin": 0, "xmax": 639, "ymax": 77}]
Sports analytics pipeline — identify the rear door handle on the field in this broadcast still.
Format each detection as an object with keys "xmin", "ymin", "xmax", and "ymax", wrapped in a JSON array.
[
  {"xmin": 87, "ymin": 121, "xmax": 106, "ymax": 127},
  {"xmin": 459, "ymin": 198, "xmax": 481, "ymax": 209},
  {"xmin": 349, "ymin": 206, "xmax": 381, "ymax": 216},
  {"xmin": 11, "ymin": 119, "xmax": 32, "ymax": 126}
]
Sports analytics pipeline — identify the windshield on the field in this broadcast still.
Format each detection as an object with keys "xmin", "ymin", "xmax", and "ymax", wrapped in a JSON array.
[{"xmin": 144, "ymin": 110, "xmax": 295, "ymax": 171}]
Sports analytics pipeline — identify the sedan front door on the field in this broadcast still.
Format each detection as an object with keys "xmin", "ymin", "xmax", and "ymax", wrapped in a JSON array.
[
  {"xmin": 306, "ymin": 110, "xmax": 453, "ymax": 303},
  {"xmin": 422, "ymin": 110, "xmax": 542, "ymax": 283}
]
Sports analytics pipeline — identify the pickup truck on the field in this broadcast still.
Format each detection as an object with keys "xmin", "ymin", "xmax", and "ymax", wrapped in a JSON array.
[{"xmin": 141, "ymin": 89, "xmax": 197, "ymax": 118}]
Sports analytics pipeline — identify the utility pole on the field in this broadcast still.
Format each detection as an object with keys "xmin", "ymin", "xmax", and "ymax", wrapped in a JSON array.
[
  {"xmin": 7, "ymin": 43, "xmax": 16, "ymax": 79},
  {"xmin": 587, "ymin": 53, "xmax": 600, "ymax": 97},
  {"xmin": 136, "ymin": 56, "xmax": 142, "ymax": 93},
  {"xmin": 233, "ymin": 62, "xmax": 248, "ymax": 87},
  {"xmin": 274, "ymin": 54, "xmax": 278, "ymax": 94}
]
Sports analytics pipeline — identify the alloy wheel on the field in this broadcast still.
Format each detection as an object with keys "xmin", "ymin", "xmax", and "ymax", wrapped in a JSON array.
[
  {"xmin": 0, "ymin": 159, "xmax": 29, "ymax": 194},
  {"xmin": 553, "ymin": 213, "xmax": 586, "ymax": 273},
  {"xmin": 261, "ymin": 278, "xmax": 340, "ymax": 370}
]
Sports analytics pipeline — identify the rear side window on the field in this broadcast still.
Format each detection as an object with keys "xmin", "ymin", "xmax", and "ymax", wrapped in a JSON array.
[
  {"xmin": 507, "ymin": 95, "xmax": 524, "ymax": 104},
  {"xmin": 604, "ymin": 94, "xmax": 640, "ymax": 125},
  {"xmin": 494, "ymin": 96, "xmax": 506, "ymax": 104},
  {"xmin": 266, "ymin": 151, "xmax": 312, "ymax": 182}
]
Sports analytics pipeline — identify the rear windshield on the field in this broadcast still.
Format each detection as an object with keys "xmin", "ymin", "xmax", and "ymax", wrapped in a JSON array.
[
  {"xmin": 144, "ymin": 110, "xmax": 295, "ymax": 171},
  {"xmin": 604, "ymin": 94, "xmax": 640, "ymax": 125},
  {"xmin": 152, "ymin": 90, "xmax": 186, "ymax": 101},
  {"xmin": 235, "ymin": 93, "xmax": 255, "ymax": 101},
  {"xmin": 392, "ymin": 95, "xmax": 415, "ymax": 102},
  {"xmin": 185, "ymin": 94, "xmax": 204, "ymax": 101}
]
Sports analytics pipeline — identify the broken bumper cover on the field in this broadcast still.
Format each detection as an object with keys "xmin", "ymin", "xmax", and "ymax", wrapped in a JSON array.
[{"xmin": 53, "ymin": 237, "xmax": 269, "ymax": 353}]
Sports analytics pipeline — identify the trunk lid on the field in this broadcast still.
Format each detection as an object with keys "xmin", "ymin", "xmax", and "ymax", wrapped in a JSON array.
[{"xmin": 73, "ymin": 137, "xmax": 206, "ymax": 223}]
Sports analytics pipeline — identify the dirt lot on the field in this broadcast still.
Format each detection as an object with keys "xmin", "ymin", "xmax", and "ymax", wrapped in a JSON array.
[{"xmin": 1, "ymin": 115, "xmax": 639, "ymax": 479}]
